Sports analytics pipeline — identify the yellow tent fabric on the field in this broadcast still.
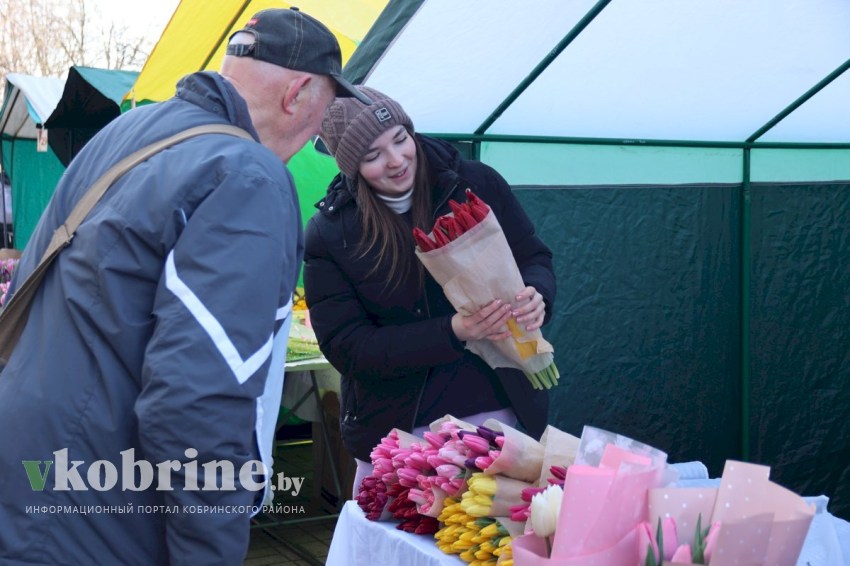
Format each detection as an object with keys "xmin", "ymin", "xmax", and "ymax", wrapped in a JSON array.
[
  {"xmin": 123, "ymin": 0, "xmax": 388, "ymax": 287},
  {"xmin": 128, "ymin": 0, "xmax": 387, "ymax": 106}
]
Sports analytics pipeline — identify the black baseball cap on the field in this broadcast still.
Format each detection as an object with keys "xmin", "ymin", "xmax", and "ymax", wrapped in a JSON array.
[{"xmin": 226, "ymin": 7, "xmax": 372, "ymax": 104}]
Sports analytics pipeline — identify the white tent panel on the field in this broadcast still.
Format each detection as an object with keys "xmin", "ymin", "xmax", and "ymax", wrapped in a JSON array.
[
  {"xmin": 365, "ymin": 0, "xmax": 598, "ymax": 134},
  {"xmin": 1, "ymin": 74, "xmax": 64, "ymax": 140},
  {"xmin": 490, "ymin": 0, "xmax": 850, "ymax": 141}
]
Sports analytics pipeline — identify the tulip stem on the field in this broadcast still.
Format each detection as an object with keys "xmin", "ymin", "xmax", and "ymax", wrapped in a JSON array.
[{"xmin": 545, "ymin": 535, "xmax": 552, "ymax": 558}]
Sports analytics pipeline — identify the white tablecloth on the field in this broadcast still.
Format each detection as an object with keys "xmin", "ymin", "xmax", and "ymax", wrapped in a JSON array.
[
  {"xmin": 327, "ymin": 498, "xmax": 850, "ymax": 566},
  {"xmin": 327, "ymin": 501, "xmax": 463, "ymax": 566}
]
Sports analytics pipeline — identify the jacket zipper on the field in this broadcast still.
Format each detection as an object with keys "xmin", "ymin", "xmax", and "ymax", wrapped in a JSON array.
[
  {"xmin": 410, "ymin": 294, "xmax": 432, "ymax": 433},
  {"xmin": 410, "ymin": 180, "xmax": 460, "ymax": 432},
  {"xmin": 434, "ymin": 180, "xmax": 459, "ymax": 218}
]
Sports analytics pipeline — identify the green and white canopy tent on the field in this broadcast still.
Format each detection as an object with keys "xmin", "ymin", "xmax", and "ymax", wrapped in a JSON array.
[
  {"xmin": 0, "ymin": 74, "xmax": 65, "ymax": 248},
  {"xmin": 347, "ymin": 0, "xmax": 850, "ymax": 517},
  {"xmin": 0, "ymin": 67, "xmax": 140, "ymax": 248}
]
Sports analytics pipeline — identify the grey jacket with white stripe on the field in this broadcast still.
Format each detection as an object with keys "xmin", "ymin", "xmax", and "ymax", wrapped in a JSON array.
[{"xmin": 0, "ymin": 71, "xmax": 301, "ymax": 565}]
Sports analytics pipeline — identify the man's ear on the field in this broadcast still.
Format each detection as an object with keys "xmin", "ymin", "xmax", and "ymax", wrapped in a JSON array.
[{"xmin": 282, "ymin": 75, "xmax": 311, "ymax": 115}]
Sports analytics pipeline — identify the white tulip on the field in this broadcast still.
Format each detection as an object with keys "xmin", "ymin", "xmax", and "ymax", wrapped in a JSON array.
[{"xmin": 529, "ymin": 484, "xmax": 564, "ymax": 539}]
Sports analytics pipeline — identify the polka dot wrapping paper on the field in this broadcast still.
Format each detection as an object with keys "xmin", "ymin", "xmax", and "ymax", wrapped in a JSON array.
[{"xmin": 649, "ymin": 460, "xmax": 816, "ymax": 565}]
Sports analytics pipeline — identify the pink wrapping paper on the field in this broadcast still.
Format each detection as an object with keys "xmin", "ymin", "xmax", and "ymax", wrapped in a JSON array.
[
  {"xmin": 511, "ymin": 427, "xmax": 669, "ymax": 565},
  {"xmin": 648, "ymin": 460, "xmax": 815, "ymax": 566},
  {"xmin": 713, "ymin": 461, "xmax": 814, "ymax": 566},
  {"xmin": 648, "ymin": 487, "xmax": 717, "ymax": 547},
  {"xmin": 512, "ymin": 527, "xmax": 637, "ymax": 566}
]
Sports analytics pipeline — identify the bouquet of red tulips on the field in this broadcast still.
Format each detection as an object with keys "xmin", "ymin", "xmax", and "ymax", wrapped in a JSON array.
[{"xmin": 413, "ymin": 190, "xmax": 559, "ymax": 389}]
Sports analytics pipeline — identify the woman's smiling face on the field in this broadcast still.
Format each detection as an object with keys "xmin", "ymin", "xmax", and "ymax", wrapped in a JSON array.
[{"xmin": 358, "ymin": 126, "xmax": 417, "ymax": 196}]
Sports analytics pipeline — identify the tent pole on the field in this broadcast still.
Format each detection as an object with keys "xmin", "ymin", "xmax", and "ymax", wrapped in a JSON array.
[
  {"xmin": 199, "ymin": 0, "xmax": 255, "ymax": 70},
  {"xmin": 747, "ymin": 57, "xmax": 850, "ymax": 143},
  {"xmin": 740, "ymin": 147, "xmax": 752, "ymax": 462},
  {"xmin": 433, "ymin": 133, "xmax": 850, "ymax": 151},
  {"xmin": 473, "ymin": 0, "xmax": 612, "ymax": 136}
]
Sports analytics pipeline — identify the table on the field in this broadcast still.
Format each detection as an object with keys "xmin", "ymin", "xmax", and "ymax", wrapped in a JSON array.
[
  {"xmin": 326, "ymin": 497, "xmax": 850, "ymax": 565},
  {"xmin": 281, "ymin": 356, "xmax": 343, "ymax": 509},
  {"xmin": 282, "ymin": 356, "xmax": 341, "ymax": 422},
  {"xmin": 327, "ymin": 501, "xmax": 463, "ymax": 566}
]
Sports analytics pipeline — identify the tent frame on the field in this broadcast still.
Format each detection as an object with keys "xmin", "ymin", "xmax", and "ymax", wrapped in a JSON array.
[{"xmin": 435, "ymin": 127, "xmax": 850, "ymax": 463}]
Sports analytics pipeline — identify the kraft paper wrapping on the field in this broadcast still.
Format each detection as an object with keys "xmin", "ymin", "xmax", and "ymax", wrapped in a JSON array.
[
  {"xmin": 428, "ymin": 414, "xmax": 478, "ymax": 434},
  {"xmin": 417, "ymin": 485, "xmax": 448, "ymax": 518},
  {"xmin": 537, "ymin": 425, "xmax": 581, "ymax": 488},
  {"xmin": 415, "ymin": 211, "xmax": 554, "ymax": 374},
  {"xmin": 481, "ymin": 418, "xmax": 545, "ymax": 483},
  {"xmin": 486, "ymin": 475, "xmax": 536, "ymax": 518},
  {"xmin": 393, "ymin": 429, "xmax": 424, "ymax": 450},
  {"xmin": 367, "ymin": 428, "xmax": 425, "ymax": 521},
  {"xmin": 496, "ymin": 516, "xmax": 527, "ymax": 539}
]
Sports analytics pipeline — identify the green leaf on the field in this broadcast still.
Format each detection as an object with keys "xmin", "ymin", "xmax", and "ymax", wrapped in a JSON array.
[
  {"xmin": 656, "ymin": 517, "xmax": 664, "ymax": 562},
  {"xmin": 692, "ymin": 513, "xmax": 706, "ymax": 563},
  {"xmin": 645, "ymin": 543, "xmax": 658, "ymax": 566}
]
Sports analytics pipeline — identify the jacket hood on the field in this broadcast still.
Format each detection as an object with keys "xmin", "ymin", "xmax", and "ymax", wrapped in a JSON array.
[
  {"xmin": 314, "ymin": 134, "xmax": 464, "ymax": 217},
  {"xmin": 175, "ymin": 71, "xmax": 259, "ymax": 140}
]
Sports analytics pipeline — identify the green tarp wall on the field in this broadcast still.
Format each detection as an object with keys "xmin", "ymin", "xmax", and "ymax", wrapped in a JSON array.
[
  {"xmin": 481, "ymin": 141, "xmax": 850, "ymax": 520},
  {"xmin": 0, "ymin": 138, "xmax": 65, "ymax": 247}
]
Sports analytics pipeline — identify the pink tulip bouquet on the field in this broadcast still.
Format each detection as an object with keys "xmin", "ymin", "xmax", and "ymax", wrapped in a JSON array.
[
  {"xmin": 428, "ymin": 417, "xmax": 484, "ymax": 498},
  {"xmin": 356, "ymin": 428, "xmax": 425, "ymax": 522},
  {"xmin": 638, "ymin": 515, "xmax": 721, "ymax": 565},
  {"xmin": 0, "ymin": 257, "xmax": 19, "ymax": 306},
  {"xmin": 356, "ymin": 427, "xmax": 445, "ymax": 534},
  {"xmin": 355, "ymin": 430, "xmax": 400, "ymax": 520},
  {"xmin": 405, "ymin": 421, "xmax": 465, "ymax": 517},
  {"xmin": 646, "ymin": 460, "xmax": 816, "ymax": 565},
  {"xmin": 511, "ymin": 426, "xmax": 672, "ymax": 564},
  {"xmin": 474, "ymin": 419, "xmax": 544, "ymax": 484}
]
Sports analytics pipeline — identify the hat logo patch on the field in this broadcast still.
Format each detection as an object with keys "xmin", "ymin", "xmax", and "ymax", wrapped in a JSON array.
[{"xmin": 374, "ymin": 107, "xmax": 392, "ymax": 122}]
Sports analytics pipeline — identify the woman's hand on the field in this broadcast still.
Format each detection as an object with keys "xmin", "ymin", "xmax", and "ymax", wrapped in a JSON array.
[
  {"xmin": 451, "ymin": 299, "xmax": 513, "ymax": 342},
  {"xmin": 512, "ymin": 286, "xmax": 546, "ymax": 331}
]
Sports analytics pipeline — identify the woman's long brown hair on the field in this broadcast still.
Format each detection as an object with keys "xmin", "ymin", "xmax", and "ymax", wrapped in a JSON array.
[{"xmin": 355, "ymin": 134, "xmax": 433, "ymax": 289}]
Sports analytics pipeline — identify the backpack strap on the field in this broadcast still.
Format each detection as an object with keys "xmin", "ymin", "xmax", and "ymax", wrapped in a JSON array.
[{"xmin": 0, "ymin": 124, "xmax": 253, "ymax": 367}]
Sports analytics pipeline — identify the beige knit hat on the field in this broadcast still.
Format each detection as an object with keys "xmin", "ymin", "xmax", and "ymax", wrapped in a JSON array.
[{"xmin": 320, "ymin": 87, "xmax": 414, "ymax": 178}]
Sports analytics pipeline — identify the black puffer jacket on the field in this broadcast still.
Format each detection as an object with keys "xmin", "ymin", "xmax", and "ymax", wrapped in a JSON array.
[{"xmin": 304, "ymin": 135, "xmax": 555, "ymax": 461}]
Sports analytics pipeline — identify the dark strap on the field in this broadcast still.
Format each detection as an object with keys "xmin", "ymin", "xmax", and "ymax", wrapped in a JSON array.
[{"xmin": 0, "ymin": 124, "xmax": 253, "ymax": 366}]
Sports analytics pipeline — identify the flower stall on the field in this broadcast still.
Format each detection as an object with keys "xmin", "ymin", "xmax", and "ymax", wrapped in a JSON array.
[{"xmin": 326, "ymin": 416, "xmax": 850, "ymax": 566}]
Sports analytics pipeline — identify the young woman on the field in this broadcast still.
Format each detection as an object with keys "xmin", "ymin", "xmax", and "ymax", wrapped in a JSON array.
[{"xmin": 304, "ymin": 87, "xmax": 556, "ymax": 493}]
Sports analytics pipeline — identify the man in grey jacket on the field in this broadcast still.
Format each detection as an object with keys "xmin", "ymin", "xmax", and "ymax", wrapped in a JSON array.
[{"xmin": 0, "ymin": 8, "xmax": 368, "ymax": 565}]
